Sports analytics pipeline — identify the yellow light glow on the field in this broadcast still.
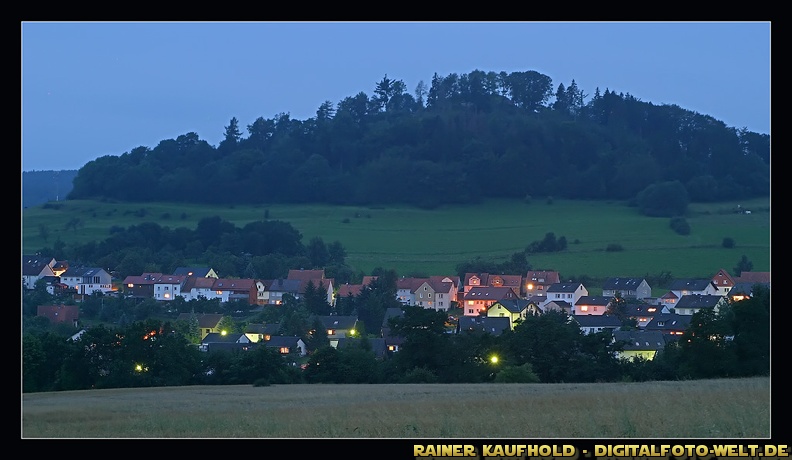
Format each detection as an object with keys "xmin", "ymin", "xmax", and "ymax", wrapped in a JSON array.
[
  {"xmin": 135, "ymin": 364, "xmax": 143, "ymax": 372},
  {"xmin": 490, "ymin": 355, "xmax": 499, "ymax": 364},
  {"xmin": 349, "ymin": 329, "xmax": 356, "ymax": 336},
  {"xmin": 221, "ymin": 330, "xmax": 227, "ymax": 335}
]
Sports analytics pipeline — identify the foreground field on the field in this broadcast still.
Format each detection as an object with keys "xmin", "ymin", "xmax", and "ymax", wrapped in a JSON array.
[
  {"xmin": 22, "ymin": 377, "xmax": 769, "ymax": 438},
  {"xmin": 21, "ymin": 197, "xmax": 770, "ymax": 281}
]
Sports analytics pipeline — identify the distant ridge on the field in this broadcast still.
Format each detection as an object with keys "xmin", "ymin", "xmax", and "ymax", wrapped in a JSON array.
[{"xmin": 22, "ymin": 170, "xmax": 78, "ymax": 208}]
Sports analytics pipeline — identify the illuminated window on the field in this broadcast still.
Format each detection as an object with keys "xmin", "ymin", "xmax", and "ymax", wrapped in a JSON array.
[
  {"xmin": 327, "ymin": 329, "xmax": 335, "ymax": 335},
  {"xmin": 468, "ymin": 300, "xmax": 474, "ymax": 305},
  {"xmin": 580, "ymin": 306, "xmax": 588, "ymax": 312}
]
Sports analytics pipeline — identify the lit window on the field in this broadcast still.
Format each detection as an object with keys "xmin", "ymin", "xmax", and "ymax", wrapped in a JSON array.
[{"xmin": 580, "ymin": 306, "xmax": 588, "ymax": 312}]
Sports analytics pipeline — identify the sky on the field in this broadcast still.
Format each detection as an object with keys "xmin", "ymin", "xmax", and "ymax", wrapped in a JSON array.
[{"xmin": 21, "ymin": 21, "xmax": 771, "ymax": 172}]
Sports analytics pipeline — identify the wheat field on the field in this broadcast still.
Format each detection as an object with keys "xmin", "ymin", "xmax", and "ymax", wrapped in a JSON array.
[{"xmin": 22, "ymin": 377, "xmax": 770, "ymax": 439}]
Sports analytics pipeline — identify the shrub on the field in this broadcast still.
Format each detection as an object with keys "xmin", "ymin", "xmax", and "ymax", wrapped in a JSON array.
[
  {"xmin": 669, "ymin": 217, "xmax": 690, "ymax": 235},
  {"xmin": 605, "ymin": 243, "xmax": 624, "ymax": 252},
  {"xmin": 401, "ymin": 366, "xmax": 438, "ymax": 383},
  {"xmin": 253, "ymin": 378, "xmax": 271, "ymax": 387},
  {"xmin": 494, "ymin": 363, "xmax": 540, "ymax": 383},
  {"xmin": 722, "ymin": 237, "xmax": 735, "ymax": 248}
]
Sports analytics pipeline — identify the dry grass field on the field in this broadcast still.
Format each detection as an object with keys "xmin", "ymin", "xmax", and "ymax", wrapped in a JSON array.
[{"xmin": 22, "ymin": 377, "xmax": 770, "ymax": 439}]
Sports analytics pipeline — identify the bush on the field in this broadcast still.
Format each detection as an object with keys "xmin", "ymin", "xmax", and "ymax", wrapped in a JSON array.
[
  {"xmin": 253, "ymin": 378, "xmax": 271, "ymax": 387},
  {"xmin": 401, "ymin": 366, "xmax": 438, "ymax": 383},
  {"xmin": 669, "ymin": 217, "xmax": 690, "ymax": 235},
  {"xmin": 605, "ymin": 243, "xmax": 624, "ymax": 252},
  {"xmin": 722, "ymin": 237, "xmax": 735, "ymax": 248},
  {"xmin": 494, "ymin": 363, "xmax": 540, "ymax": 383}
]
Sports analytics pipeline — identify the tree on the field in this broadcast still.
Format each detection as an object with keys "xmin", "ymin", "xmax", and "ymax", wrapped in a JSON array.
[
  {"xmin": 635, "ymin": 180, "xmax": 690, "ymax": 217},
  {"xmin": 733, "ymin": 255, "xmax": 753, "ymax": 277},
  {"xmin": 306, "ymin": 236, "xmax": 330, "ymax": 268},
  {"xmin": 219, "ymin": 117, "xmax": 242, "ymax": 152}
]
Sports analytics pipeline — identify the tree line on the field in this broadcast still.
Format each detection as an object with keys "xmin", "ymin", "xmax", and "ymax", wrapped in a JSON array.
[{"xmin": 66, "ymin": 69, "xmax": 769, "ymax": 211}]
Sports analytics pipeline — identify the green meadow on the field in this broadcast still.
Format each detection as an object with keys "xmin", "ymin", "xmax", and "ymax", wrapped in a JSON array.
[{"xmin": 22, "ymin": 197, "xmax": 770, "ymax": 285}]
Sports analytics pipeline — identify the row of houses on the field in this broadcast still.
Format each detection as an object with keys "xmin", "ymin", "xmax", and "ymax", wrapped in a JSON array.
[{"xmin": 24, "ymin": 255, "xmax": 769, "ymax": 320}]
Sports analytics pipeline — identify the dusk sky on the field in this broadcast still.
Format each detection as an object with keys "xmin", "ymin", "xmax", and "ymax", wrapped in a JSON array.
[{"xmin": 21, "ymin": 21, "xmax": 771, "ymax": 172}]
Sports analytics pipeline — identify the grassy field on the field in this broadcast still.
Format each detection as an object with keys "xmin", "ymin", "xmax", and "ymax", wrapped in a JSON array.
[
  {"xmin": 21, "ymin": 377, "xmax": 770, "ymax": 438},
  {"xmin": 21, "ymin": 197, "xmax": 770, "ymax": 283}
]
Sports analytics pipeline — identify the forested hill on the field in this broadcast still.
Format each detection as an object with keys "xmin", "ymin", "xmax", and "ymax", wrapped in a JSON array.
[{"xmin": 67, "ymin": 70, "xmax": 770, "ymax": 208}]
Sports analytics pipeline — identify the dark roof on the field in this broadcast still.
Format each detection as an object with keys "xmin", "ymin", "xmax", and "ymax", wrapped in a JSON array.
[
  {"xmin": 263, "ymin": 336, "xmax": 302, "ymax": 348},
  {"xmin": 204, "ymin": 342, "xmax": 259, "ymax": 353},
  {"xmin": 675, "ymin": 294, "xmax": 724, "ymax": 309},
  {"xmin": 22, "ymin": 255, "xmax": 55, "ymax": 276},
  {"xmin": 729, "ymin": 282, "xmax": 770, "ymax": 296},
  {"xmin": 267, "ymin": 279, "xmax": 301, "ymax": 293},
  {"xmin": 245, "ymin": 323, "xmax": 280, "ymax": 335},
  {"xmin": 602, "ymin": 277, "xmax": 646, "ymax": 290},
  {"xmin": 201, "ymin": 332, "xmax": 247, "ymax": 344},
  {"xmin": 669, "ymin": 279, "xmax": 714, "ymax": 291},
  {"xmin": 645, "ymin": 314, "xmax": 691, "ymax": 332},
  {"xmin": 315, "ymin": 315, "xmax": 358, "ymax": 330},
  {"xmin": 612, "ymin": 330, "xmax": 667, "ymax": 351},
  {"xmin": 491, "ymin": 299, "xmax": 532, "ymax": 313},
  {"xmin": 572, "ymin": 315, "xmax": 622, "ymax": 328},
  {"xmin": 623, "ymin": 304, "xmax": 663, "ymax": 317},
  {"xmin": 575, "ymin": 296, "xmax": 612, "ymax": 306},
  {"xmin": 173, "ymin": 267, "xmax": 214, "ymax": 277},
  {"xmin": 547, "ymin": 283, "xmax": 583, "ymax": 293},
  {"xmin": 457, "ymin": 316, "xmax": 510, "ymax": 336},
  {"xmin": 176, "ymin": 313, "xmax": 224, "ymax": 329}
]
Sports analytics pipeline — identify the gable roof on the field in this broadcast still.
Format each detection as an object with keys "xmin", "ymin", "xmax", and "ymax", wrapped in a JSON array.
[
  {"xmin": 735, "ymin": 271, "xmax": 771, "ymax": 284},
  {"xmin": 463, "ymin": 286, "xmax": 519, "ymax": 300},
  {"xmin": 315, "ymin": 315, "xmax": 358, "ymax": 330},
  {"xmin": 22, "ymin": 255, "xmax": 56, "ymax": 276},
  {"xmin": 245, "ymin": 322, "xmax": 280, "ymax": 335},
  {"xmin": 491, "ymin": 299, "xmax": 532, "ymax": 313},
  {"xmin": 669, "ymin": 279, "xmax": 715, "ymax": 291},
  {"xmin": 645, "ymin": 313, "xmax": 691, "ymax": 332},
  {"xmin": 571, "ymin": 314, "xmax": 622, "ymax": 328},
  {"xmin": 122, "ymin": 272, "xmax": 164, "ymax": 285},
  {"xmin": 182, "ymin": 276, "xmax": 216, "ymax": 291},
  {"xmin": 729, "ymin": 282, "xmax": 770, "ymax": 297},
  {"xmin": 602, "ymin": 277, "xmax": 646, "ymax": 290},
  {"xmin": 525, "ymin": 270, "xmax": 561, "ymax": 284},
  {"xmin": 623, "ymin": 304, "xmax": 663, "ymax": 317},
  {"xmin": 335, "ymin": 337, "xmax": 388, "ymax": 358},
  {"xmin": 201, "ymin": 332, "xmax": 247, "ymax": 344},
  {"xmin": 457, "ymin": 316, "xmax": 511, "ymax": 336},
  {"xmin": 263, "ymin": 335, "xmax": 302, "ymax": 349},
  {"xmin": 547, "ymin": 282, "xmax": 583, "ymax": 293},
  {"xmin": 337, "ymin": 283, "xmax": 364, "ymax": 298},
  {"xmin": 575, "ymin": 296, "xmax": 612, "ymax": 307},
  {"xmin": 287, "ymin": 269, "xmax": 325, "ymax": 281},
  {"xmin": 60, "ymin": 266, "xmax": 110, "ymax": 279},
  {"xmin": 213, "ymin": 278, "xmax": 256, "ymax": 291},
  {"xmin": 675, "ymin": 294, "xmax": 724, "ymax": 309},
  {"xmin": 613, "ymin": 330, "xmax": 667, "ymax": 351},
  {"xmin": 267, "ymin": 279, "xmax": 301, "ymax": 293}
]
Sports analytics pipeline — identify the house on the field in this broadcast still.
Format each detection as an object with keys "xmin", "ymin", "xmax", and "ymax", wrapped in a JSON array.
[
  {"xmin": 709, "ymin": 269, "xmax": 736, "ymax": 296},
  {"xmin": 381, "ymin": 307, "xmax": 405, "ymax": 352},
  {"xmin": 263, "ymin": 279, "xmax": 301, "ymax": 304},
  {"xmin": 153, "ymin": 274, "xmax": 187, "ymax": 301},
  {"xmin": 457, "ymin": 316, "xmax": 511, "ymax": 336},
  {"xmin": 314, "ymin": 315, "xmax": 359, "ymax": 348},
  {"xmin": 571, "ymin": 314, "xmax": 622, "ymax": 335},
  {"xmin": 601, "ymin": 277, "xmax": 652, "ymax": 299},
  {"xmin": 37, "ymin": 304, "xmax": 79, "ymax": 326},
  {"xmin": 413, "ymin": 278, "xmax": 456, "ymax": 311},
  {"xmin": 60, "ymin": 266, "xmax": 113, "ymax": 296},
  {"xmin": 612, "ymin": 330, "xmax": 667, "ymax": 361},
  {"xmin": 262, "ymin": 335, "xmax": 307, "ymax": 357},
  {"xmin": 644, "ymin": 313, "xmax": 691, "ymax": 337},
  {"xmin": 623, "ymin": 303, "xmax": 668, "ymax": 329},
  {"xmin": 573, "ymin": 296, "xmax": 613, "ymax": 316},
  {"xmin": 667, "ymin": 279, "xmax": 719, "ymax": 299},
  {"xmin": 199, "ymin": 332, "xmax": 252, "ymax": 352},
  {"xmin": 181, "ymin": 276, "xmax": 218, "ymax": 302},
  {"xmin": 429, "ymin": 275, "xmax": 461, "ymax": 303},
  {"xmin": 673, "ymin": 294, "xmax": 727, "ymax": 316},
  {"xmin": 22, "ymin": 255, "xmax": 56, "ymax": 289},
  {"xmin": 462, "ymin": 286, "xmax": 520, "ymax": 316},
  {"xmin": 244, "ymin": 322, "xmax": 281, "ymax": 343},
  {"xmin": 122, "ymin": 273, "xmax": 163, "ymax": 299},
  {"xmin": 336, "ymin": 337, "xmax": 388, "ymax": 359},
  {"xmin": 544, "ymin": 282, "xmax": 588, "ymax": 308},
  {"xmin": 212, "ymin": 278, "xmax": 257, "ymax": 305},
  {"xmin": 463, "ymin": 273, "xmax": 522, "ymax": 297},
  {"xmin": 487, "ymin": 299, "xmax": 534, "ymax": 330},
  {"xmin": 173, "ymin": 266, "xmax": 219, "ymax": 278},
  {"xmin": 523, "ymin": 270, "xmax": 561, "ymax": 298},
  {"xmin": 176, "ymin": 313, "xmax": 225, "ymax": 339},
  {"xmin": 396, "ymin": 277, "xmax": 424, "ymax": 305},
  {"xmin": 728, "ymin": 282, "xmax": 770, "ymax": 302},
  {"xmin": 287, "ymin": 269, "xmax": 335, "ymax": 306},
  {"xmin": 541, "ymin": 300, "xmax": 573, "ymax": 314}
]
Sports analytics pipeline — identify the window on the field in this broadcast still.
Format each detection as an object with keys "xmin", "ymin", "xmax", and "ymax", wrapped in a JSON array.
[{"xmin": 580, "ymin": 306, "xmax": 588, "ymax": 312}]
